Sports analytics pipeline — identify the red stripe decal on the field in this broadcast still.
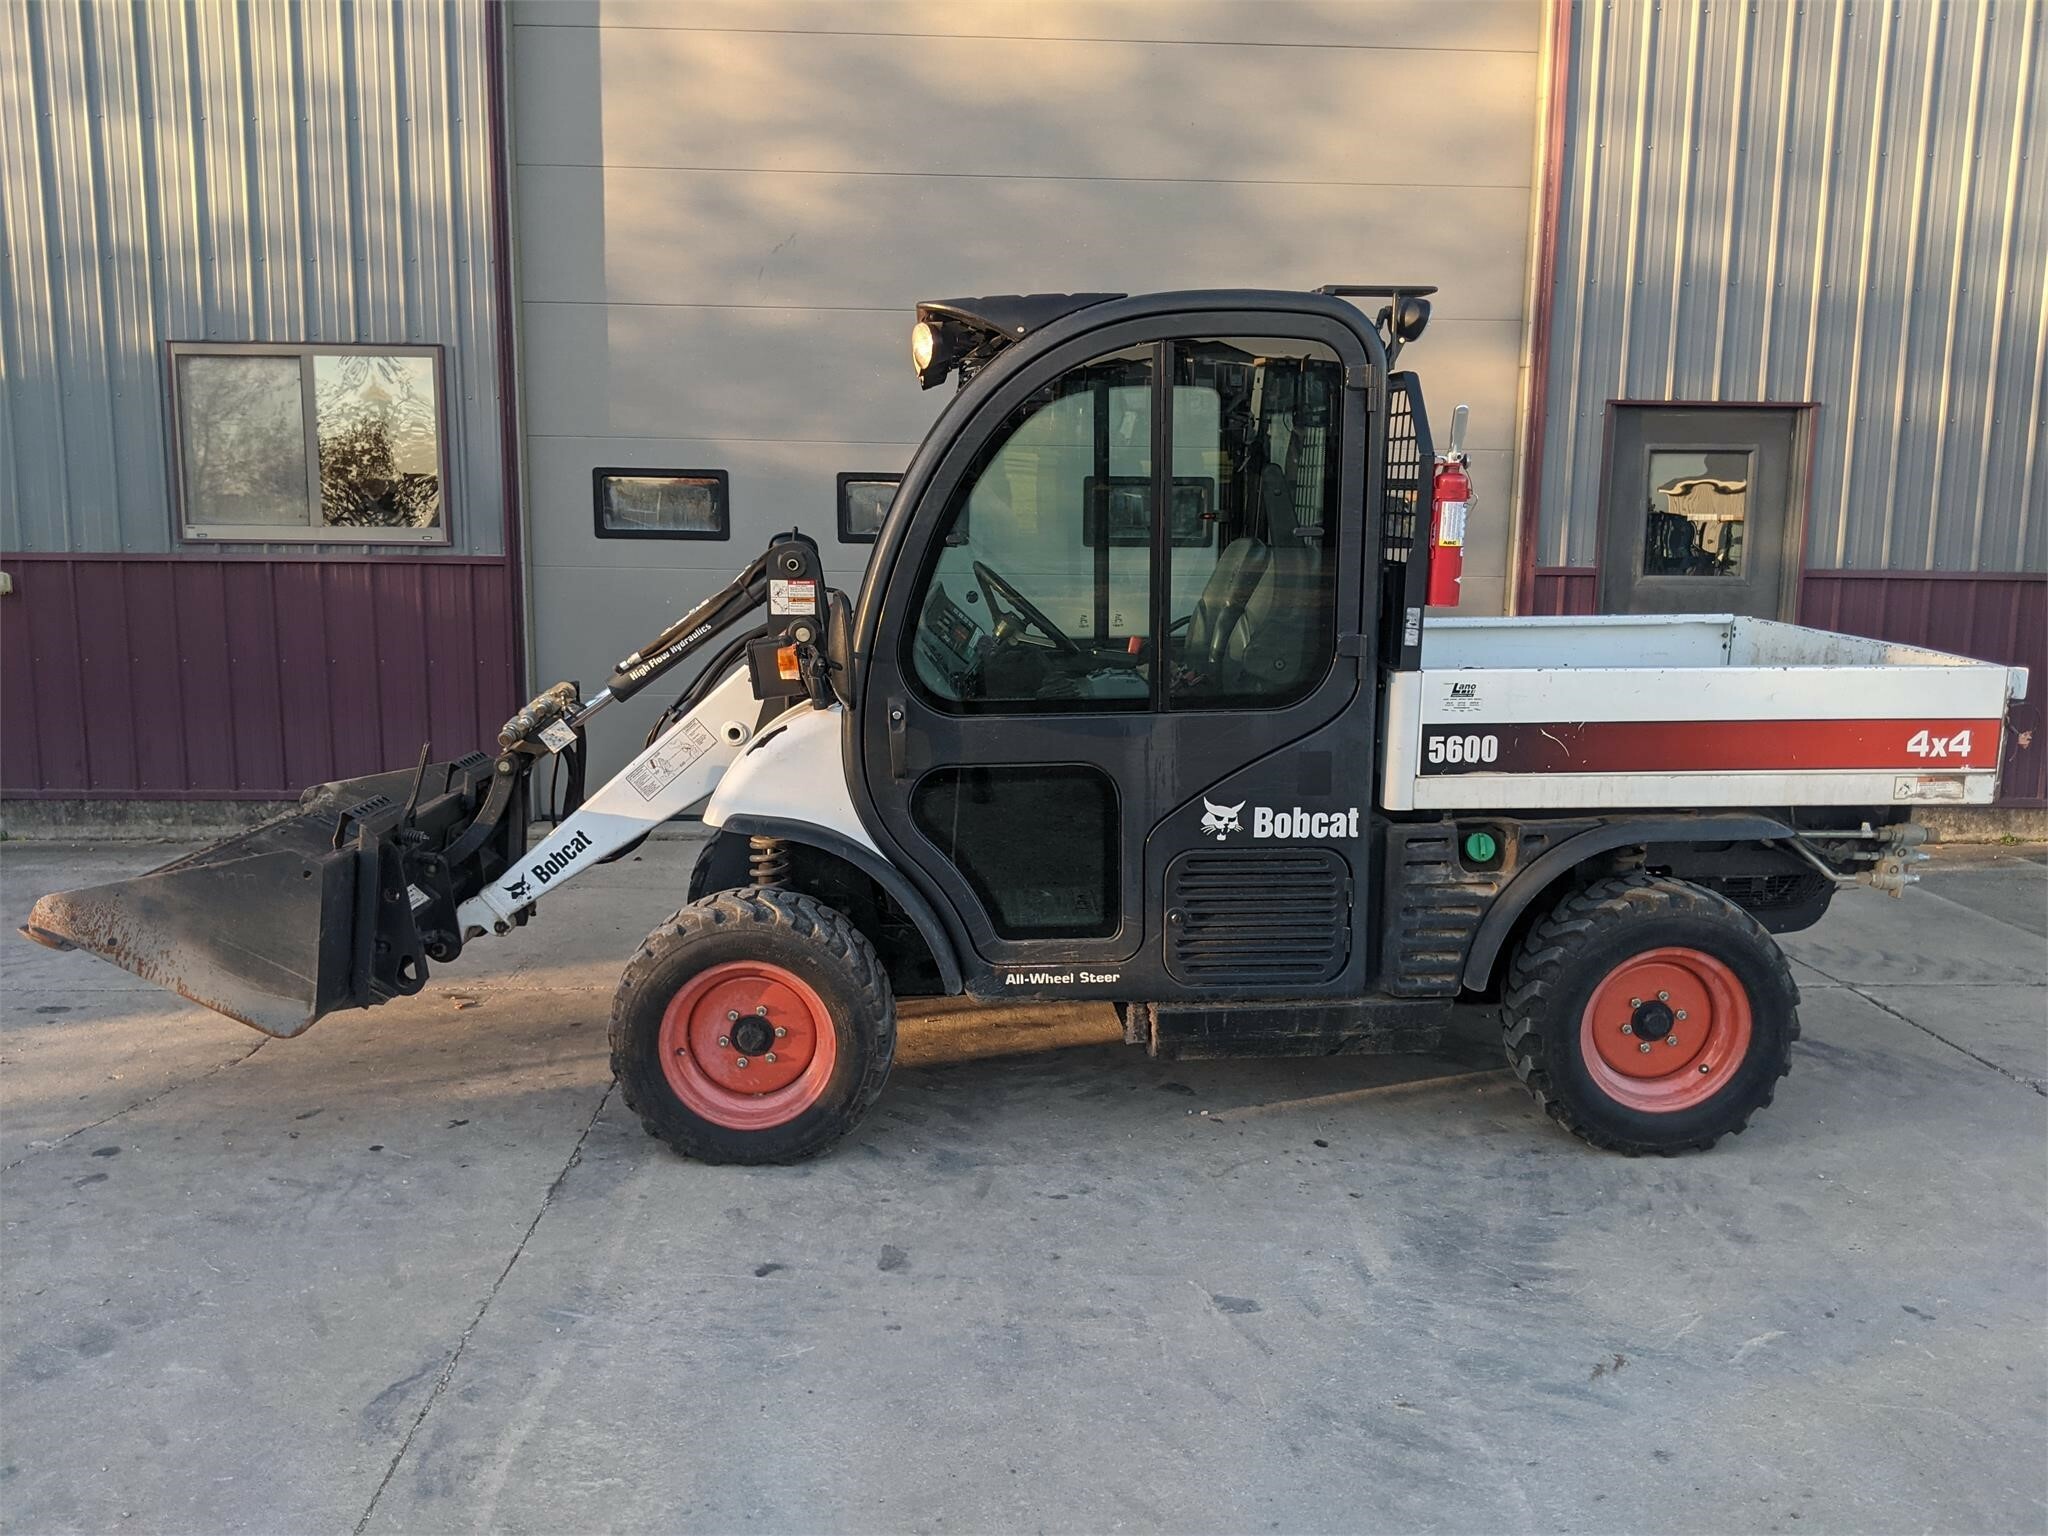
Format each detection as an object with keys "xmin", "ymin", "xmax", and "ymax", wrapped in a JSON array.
[{"xmin": 1419, "ymin": 718, "xmax": 2003, "ymax": 775}]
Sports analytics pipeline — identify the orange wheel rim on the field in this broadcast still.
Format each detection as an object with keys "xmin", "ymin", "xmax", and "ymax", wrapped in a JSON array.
[
  {"xmin": 1578, "ymin": 947, "xmax": 1752, "ymax": 1114},
  {"xmin": 657, "ymin": 961, "xmax": 837, "ymax": 1131}
]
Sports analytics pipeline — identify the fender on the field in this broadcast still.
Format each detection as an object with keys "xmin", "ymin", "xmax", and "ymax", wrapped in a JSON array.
[
  {"xmin": 715, "ymin": 813, "xmax": 965, "ymax": 995},
  {"xmin": 1460, "ymin": 813, "xmax": 1798, "ymax": 991}
]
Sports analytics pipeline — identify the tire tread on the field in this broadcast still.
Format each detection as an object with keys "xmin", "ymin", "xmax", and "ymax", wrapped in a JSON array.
[
  {"xmin": 1500, "ymin": 872, "xmax": 1799, "ymax": 1155},
  {"xmin": 609, "ymin": 886, "xmax": 896, "ymax": 1164}
]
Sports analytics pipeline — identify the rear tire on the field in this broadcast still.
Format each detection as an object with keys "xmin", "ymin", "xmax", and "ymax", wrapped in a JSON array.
[
  {"xmin": 610, "ymin": 888, "xmax": 895, "ymax": 1165},
  {"xmin": 1501, "ymin": 873, "xmax": 1798, "ymax": 1154}
]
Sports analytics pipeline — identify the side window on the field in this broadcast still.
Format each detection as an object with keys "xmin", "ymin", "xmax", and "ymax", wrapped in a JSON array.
[
  {"xmin": 902, "ymin": 336, "xmax": 1342, "ymax": 714},
  {"xmin": 1165, "ymin": 339, "xmax": 1341, "ymax": 709},
  {"xmin": 910, "ymin": 765, "xmax": 1119, "ymax": 938},
  {"xmin": 909, "ymin": 347, "xmax": 1153, "ymax": 711}
]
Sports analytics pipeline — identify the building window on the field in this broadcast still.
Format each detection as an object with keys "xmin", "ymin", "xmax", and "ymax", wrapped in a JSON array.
[
  {"xmin": 593, "ymin": 468, "xmax": 730, "ymax": 540},
  {"xmin": 837, "ymin": 473, "xmax": 901, "ymax": 542},
  {"xmin": 1643, "ymin": 449, "xmax": 1750, "ymax": 577},
  {"xmin": 169, "ymin": 343, "xmax": 448, "ymax": 543}
]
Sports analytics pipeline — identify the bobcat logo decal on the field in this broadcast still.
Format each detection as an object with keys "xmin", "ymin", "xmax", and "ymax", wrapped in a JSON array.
[{"xmin": 1200, "ymin": 797, "xmax": 1245, "ymax": 840}]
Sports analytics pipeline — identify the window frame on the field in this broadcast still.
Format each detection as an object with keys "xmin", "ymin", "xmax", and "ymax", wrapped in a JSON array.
[
  {"xmin": 166, "ymin": 341, "xmax": 451, "ymax": 546},
  {"xmin": 591, "ymin": 466, "xmax": 731, "ymax": 541},
  {"xmin": 836, "ymin": 472, "xmax": 902, "ymax": 544}
]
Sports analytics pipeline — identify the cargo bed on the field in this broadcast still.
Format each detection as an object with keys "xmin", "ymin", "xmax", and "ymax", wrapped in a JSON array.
[{"xmin": 1382, "ymin": 614, "xmax": 2030, "ymax": 811}]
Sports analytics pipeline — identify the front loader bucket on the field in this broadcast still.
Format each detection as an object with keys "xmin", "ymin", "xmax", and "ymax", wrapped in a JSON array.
[{"xmin": 22, "ymin": 753, "xmax": 519, "ymax": 1038}]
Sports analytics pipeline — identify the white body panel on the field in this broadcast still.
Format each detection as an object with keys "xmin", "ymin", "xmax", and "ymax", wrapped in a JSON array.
[
  {"xmin": 703, "ymin": 702, "xmax": 878, "ymax": 854},
  {"xmin": 1382, "ymin": 614, "xmax": 2027, "ymax": 812}
]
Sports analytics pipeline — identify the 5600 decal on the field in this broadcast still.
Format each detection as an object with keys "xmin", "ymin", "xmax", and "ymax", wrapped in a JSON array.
[{"xmin": 1424, "ymin": 732, "xmax": 1500, "ymax": 766}]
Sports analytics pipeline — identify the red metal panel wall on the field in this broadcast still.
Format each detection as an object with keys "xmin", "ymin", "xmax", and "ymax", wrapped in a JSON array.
[
  {"xmin": 1, "ymin": 556, "xmax": 521, "ymax": 799},
  {"xmin": 1801, "ymin": 573, "xmax": 2044, "ymax": 808},
  {"xmin": 1528, "ymin": 568, "xmax": 1600, "ymax": 615},
  {"xmin": 1529, "ymin": 568, "xmax": 2044, "ymax": 807}
]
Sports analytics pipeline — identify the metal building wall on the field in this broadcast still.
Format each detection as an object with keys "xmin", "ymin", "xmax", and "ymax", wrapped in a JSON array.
[
  {"xmin": 0, "ymin": 0, "xmax": 505, "ymax": 557},
  {"xmin": 0, "ymin": 0, "xmax": 521, "ymax": 800},
  {"xmin": 1535, "ymin": 0, "xmax": 2047, "ymax": 575},
  {"xmin": 509, "ymin": 0, "xmax": 1545, "ymax": 782}
]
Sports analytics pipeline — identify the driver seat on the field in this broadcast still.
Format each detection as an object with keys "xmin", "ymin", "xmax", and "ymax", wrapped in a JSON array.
[{"xmin": 1182, "ymin": 536, "xmax": 1269, "ymax": 667}]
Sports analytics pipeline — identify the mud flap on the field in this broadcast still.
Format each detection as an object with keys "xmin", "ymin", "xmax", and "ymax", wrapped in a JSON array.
[{"xmin": 22, "ymin": 753, "xmax": 519, "ymax": 1038}]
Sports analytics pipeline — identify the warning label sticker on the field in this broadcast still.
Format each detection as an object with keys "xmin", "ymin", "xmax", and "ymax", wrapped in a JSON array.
[
  {"xmin": 769, "ymin": 578, "xmax": 818, "ymax": 616},
  {"xmin": 627, "ymin": 719, "xmax": 718, "ymax": 802}
]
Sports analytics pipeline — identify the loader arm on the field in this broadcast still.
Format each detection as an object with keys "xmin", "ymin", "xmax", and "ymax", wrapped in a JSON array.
[
  {"xmin": 456, "ymin": 664, "xmax": 763, "ymax": 934},
  {"xmin": 23, "ymin": 533, "xmax": 837, "ymax": 1038}
]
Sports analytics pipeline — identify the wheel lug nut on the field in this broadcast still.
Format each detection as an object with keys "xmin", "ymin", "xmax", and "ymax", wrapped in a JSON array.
[
  {"xmin": 735, "ymin": 1056, "xmax": 749, "ymax": 1068},
  {"xmin": 1630, "ymin": 997, "xmax": 1642, "ymax": 1007},
  {"xmin": 1638, "ymin": 1042, "xmax": 1653, "ymax": 1054},
  {"xmin": 765, "ymin": 1052, "xmax": 777, "ymax": 1064},
  {"xmin": 1658, "ymin": 991, "xmax": 1669, "ymax": 1002},
  {"xmin": 727, "ymin": 1010, "xmax": 740, "ymax": 1022},
  {"xmin": 755, "ymin": 1005, "xmax": 769, "ymax": 1016},
  {"xmin": 1621, "ymin": 1023, "xmax": 1634, "ymax": 1035},
  {"xmin": 718, "ymin": 1035, "xmax": 730, "ymax": 1048},
  {"xmin": 1675, "ymin": 1010, "xmax": 1688, "ymax": 1021},
  {"xmin": 773, "ymin": 1026, "xmax": 786, "ymax": 1038},
  {"xmin": 1665, "ymin": 1034, "xmax": 1679, "ymax": 1047}
]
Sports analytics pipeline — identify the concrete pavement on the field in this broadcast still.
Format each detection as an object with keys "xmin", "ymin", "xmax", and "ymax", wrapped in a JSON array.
[{"xmin": 2, "ymin": 836, "xmax": 2043, "ymax": 1534}]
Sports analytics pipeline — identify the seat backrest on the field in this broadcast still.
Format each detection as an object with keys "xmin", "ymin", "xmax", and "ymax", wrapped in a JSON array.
[
  {"xmin": 1221, "ymin": 442, "xmax": 1330, "ymax": 695},
  {"xmin": 1232, "ymin": 543, "xmax": 1328, "ymax": 693},
  {"xmin": 1184, "ymin": 536, "xmax": 1269, "ymax": 666}
]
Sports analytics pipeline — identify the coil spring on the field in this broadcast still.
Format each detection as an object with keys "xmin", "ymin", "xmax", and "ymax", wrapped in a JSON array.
[{"xmin": 748, "ymin": 835, "xmax": 790, "ymax": 887}]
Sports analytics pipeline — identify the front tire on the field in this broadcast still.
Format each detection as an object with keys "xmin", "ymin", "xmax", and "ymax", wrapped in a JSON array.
[
  {"xmin": 1502, "ymin": 873, "xmax": 1798, "ymax": 1154},
  {"xmin": 610, "ymin": 888, "xmax": 895, "ymax": 1164}
]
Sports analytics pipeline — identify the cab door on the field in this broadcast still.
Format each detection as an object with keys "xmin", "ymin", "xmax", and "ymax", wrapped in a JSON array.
[{"xmin": 854, "ymin": 306, "xmax": 1381, "ymax": 999}]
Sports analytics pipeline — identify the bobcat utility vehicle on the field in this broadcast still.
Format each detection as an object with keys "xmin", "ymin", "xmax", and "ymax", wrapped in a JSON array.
[{"xmin": 26, "ymin": 287, "xmax": 2027, "ymax": 1163}]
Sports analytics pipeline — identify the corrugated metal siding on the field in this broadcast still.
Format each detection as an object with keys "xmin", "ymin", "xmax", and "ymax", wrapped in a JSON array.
[
  {"xmin": 0, "ymin": 0, "xmax": 505, "ymax": 556},
  {"xmin": 0, "ymin": 554, "xmax": 520, "ymax": 797},
  {"xmin": 1538, "ymin": 0, "xmax": 2048, "ymax": 574},
  {"xmin": 1531, "ymin": 565, "xmax": 2044, "ymax": 804}
]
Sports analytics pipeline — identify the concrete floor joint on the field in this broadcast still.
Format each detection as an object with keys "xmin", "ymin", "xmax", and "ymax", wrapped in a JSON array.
[{"xmin": 349, "ymin": 1080, "xmax": 617, "ymax": 1535}]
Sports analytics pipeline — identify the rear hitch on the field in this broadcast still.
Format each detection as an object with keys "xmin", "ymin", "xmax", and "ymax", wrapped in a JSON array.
[{"xmin": 1783, "ymin": 822, "xmax": 1933, "ymax": 899}]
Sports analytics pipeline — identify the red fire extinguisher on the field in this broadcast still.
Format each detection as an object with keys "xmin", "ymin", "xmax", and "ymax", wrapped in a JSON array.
[{"xmin": 1427, "ymin": 402, "xmax": 1472, "ymax": 608}]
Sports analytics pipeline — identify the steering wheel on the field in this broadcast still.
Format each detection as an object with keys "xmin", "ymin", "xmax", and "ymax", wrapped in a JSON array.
[{"xmin": 972, "ymin": 560, "xmax": 1081, "ymax": 656}]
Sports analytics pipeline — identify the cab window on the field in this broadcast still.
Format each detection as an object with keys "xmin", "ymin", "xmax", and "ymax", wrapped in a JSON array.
[
  {"xmin": 911, "ymin": 346, "xmax": 1154, "ymax": 711},
  {"xmin": 907, "ymin": 337, "xmax": 1341, "ymax": 713},
  {"xmin": 1165, "ymin": 337, "xmax": 1342, "ymax": 708}
]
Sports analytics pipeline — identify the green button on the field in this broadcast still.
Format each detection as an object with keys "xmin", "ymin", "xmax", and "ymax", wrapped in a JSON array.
[{"xmin": 1463, "ymin": 830, "xmax": 1498, "ymax": 863}]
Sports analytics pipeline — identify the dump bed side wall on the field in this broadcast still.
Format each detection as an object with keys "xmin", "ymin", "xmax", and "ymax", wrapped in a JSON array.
[{"xmin": 1383, "ymin": 663, "xmax": 2013, "ymax": 810}]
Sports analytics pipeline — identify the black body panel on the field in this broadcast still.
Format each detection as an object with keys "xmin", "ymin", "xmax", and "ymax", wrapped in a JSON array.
[{"xmin": 917, "ymin": 293, "xmax": 1126, "ymax": 340}]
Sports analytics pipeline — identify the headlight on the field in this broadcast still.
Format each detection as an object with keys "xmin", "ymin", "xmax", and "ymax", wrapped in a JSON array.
[{"xmin": 910, "ymin": 321, "xmax": 936, "ymax": 375}]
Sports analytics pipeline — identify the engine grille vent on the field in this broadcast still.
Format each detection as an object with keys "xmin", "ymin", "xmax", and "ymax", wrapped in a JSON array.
[{"xmin": 1165, "ymin": 848, "xmax": 1351, "ymax": 986}]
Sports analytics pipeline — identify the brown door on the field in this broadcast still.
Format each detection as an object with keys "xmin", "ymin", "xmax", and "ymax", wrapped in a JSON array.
[{"xmin": 1597, "ymin": 405, "xmax": 1804, "ymax": 619}]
